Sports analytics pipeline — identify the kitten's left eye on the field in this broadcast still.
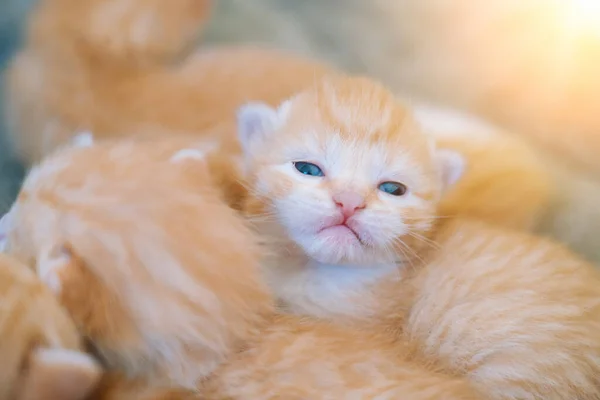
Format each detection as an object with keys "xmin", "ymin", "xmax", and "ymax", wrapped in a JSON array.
[
  {"xmin": 293, "ymin": 162, "xmax": 325, "ymax": 177},
  {"xmin": 378, "ymin": 181, "xmax": 407, "ymax": 196}
]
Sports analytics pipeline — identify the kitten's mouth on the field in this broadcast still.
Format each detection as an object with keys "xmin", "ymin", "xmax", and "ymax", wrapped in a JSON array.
[{"xmin": 319, "ymin": 223, "xmax": 364, "ymax": 245}]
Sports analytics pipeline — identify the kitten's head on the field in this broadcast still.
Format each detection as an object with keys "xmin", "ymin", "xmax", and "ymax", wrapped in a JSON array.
[
  {"xmin": 237, "ymin": 75, "xmax": 464, "ymax": 265},
  {"xmin": 32, "ymin": 0, "xmax": 212, "ymax": 65},
  {"xmin": 1, "ymin": 137, "xmax": 272, "ymax": 388}
]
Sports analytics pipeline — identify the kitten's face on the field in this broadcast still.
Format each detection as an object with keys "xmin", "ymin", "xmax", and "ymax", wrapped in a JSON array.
[{"xmin": 238, "ymin": 76, "xmax": 463, "ymax": 265}]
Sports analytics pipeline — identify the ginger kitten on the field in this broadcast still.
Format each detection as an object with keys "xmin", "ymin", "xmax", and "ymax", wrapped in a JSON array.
[
  {"xmin": 2, "ymin": 137, "xmax": 480, "ymax": 399},
  {"xmin": 0, "ymin": 253, "xmax": 102, "ymax": 400},
  {"xmin": 2, "ymin": 136, "xmax": 270, "ymax": 389},
  {"xmin": 238, "ymin": 74, "xmax": 463, "ymax": 319},
  {"xmin": 237, "ymin": 74, "xmax": 600, "ymax": 399}
]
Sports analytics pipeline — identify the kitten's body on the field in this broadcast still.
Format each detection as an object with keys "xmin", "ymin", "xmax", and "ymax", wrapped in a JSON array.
[
  {"xmin": 238, "ymin": 75, "xmax": 600, "ymax": 399},
  {"xmin": 2, "ymin": 137, "xmax": 480, "ymax": 399},
  {"xmin": 413, "ymin": 104, "xmax": 553, "ymax": 231},
  {"xmin": 0, "ymin": 252, "xmax": 102, "ymax": 400}
]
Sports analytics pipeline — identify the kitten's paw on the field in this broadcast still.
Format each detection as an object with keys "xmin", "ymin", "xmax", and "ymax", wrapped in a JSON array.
[{"xmin": 19, "ymin": 348, "xmax": 102, "ymax": 400}]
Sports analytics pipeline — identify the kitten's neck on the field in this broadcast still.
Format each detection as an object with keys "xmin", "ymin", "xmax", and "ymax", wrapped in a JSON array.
[{"xmin": 264, "ymin": 252, "xmax": 400, "ymax": 322}]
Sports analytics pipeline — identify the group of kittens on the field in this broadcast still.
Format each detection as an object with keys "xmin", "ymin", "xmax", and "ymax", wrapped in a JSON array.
[{"xmin": 1, "ymin": 0, "xmax": 600, "ymax": 399}]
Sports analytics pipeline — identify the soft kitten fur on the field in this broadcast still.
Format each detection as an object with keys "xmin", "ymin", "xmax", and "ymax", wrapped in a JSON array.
[
  {"xmin": 2, "ymin": 137, "xmax": 481, "ymax": 399},
  {"xmin": 0, "ymin": 252, "xmax": 102, "ymax": 400},
  {"xmin": 413, "ymin": 104, "xmax": 553, "ymax": 231},
  {"xmin": 3, "ymin": 0, "xmax": 332, "ymax": 164},
  {"xmin": 237, "ymin": 75, "xmax": 600, "ymax": 399},
  {"xmin": 3, "ymin": 136, "xmax": 269, "ymax": 389},
  {"xmin": 3, "ymin": 0, "xmax": 559, "ymax": 237}
]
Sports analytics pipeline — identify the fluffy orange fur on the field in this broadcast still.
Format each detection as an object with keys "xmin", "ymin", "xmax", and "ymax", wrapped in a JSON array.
[
  {"xmin": 412, "ymin": 104, "xmax": 554, "ymax": 231},
  {"xmin": 0, "ymin": 252, "xmax": 102, "ymax": 400},
  {"xmin": 3, "ymin": 0, "xmax": 332, "ymax": 164},
  {"xmin": 3, "ymin": 137, "xmax": 270, "ymax": 389},
  {"xmin": 2, "ymin": 138, "xmax": 481, "ymax": 399},
  {"xmin": 237, "ymin": 75, "xmax": 600, "ymax": 399},
  {"xmin": 3, "ymin": 0, "xmax": 558, "ymax": 236}
]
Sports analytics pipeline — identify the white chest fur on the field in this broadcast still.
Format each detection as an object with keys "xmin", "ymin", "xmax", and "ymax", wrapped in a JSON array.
[{"xmin": 265, "ymin": 259, "xmax": 399, "ymax": 320}]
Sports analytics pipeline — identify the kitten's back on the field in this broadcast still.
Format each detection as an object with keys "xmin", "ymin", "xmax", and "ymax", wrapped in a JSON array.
[
  {"xmin": 5, "ymin": 137, "xmax": 273, "ymax": 388},
  {"xmin": 404, "ymin": 219, "xmax": 600, "ymax": 399}
]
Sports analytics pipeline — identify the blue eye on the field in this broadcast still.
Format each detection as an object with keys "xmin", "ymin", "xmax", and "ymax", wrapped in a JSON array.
[
  {"xmin": 293, "ymin": 162, "xmax": 324, "ymax": 177},
  {"xmin": 378, "ymin": 181, "xmax": 407, "ymax": 196}
]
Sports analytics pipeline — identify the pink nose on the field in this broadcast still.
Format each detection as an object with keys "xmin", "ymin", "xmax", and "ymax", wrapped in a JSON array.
[{"xmin": 333, "ymin": 191, "xmax": 366, "ymax": 219}]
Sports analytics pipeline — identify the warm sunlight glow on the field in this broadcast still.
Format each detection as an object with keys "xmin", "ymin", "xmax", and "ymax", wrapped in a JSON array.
[{"xmin": 568, "ymin": 0, "xmax": 600, "ymax": 31}]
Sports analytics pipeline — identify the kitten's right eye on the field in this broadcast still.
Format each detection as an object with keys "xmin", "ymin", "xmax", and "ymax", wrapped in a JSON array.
[{"xmin": 293, "ymin": 162, "xmax": 325, "ymax": 177}]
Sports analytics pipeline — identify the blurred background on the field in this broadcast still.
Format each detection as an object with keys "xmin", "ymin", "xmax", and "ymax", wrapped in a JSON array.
[{"xmin": 2, "ymin": 0, "xmax": 600, "ymax": 258}]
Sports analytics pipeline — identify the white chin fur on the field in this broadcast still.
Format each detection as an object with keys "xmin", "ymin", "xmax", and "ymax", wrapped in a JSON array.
[{"xmin": 295, "ymin": 232, "xmax": 372, "ymax": 265}]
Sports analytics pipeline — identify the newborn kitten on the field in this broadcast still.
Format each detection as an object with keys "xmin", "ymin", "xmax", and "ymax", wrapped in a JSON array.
[
  {"xmin": 2, "ymin": 137, "xmax": 481, "ymax": 399},
  {"xmin": 0, "ymin": 252, "xmax": 102, "ymax": 400},
  {"xmin": 237, "ymin": 74, "xmax": 463, "ymax": 319},
  {"xmin": 238, "ymin": 74, "xmax": 600, "ymax": 399}
]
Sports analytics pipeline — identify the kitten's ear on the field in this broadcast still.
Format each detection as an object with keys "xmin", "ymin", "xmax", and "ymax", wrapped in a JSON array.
[
  {"xmin": 36, "ymin": 244, "xmax": 78, "ymax": 295},
  {"xmin": 71, "ymin": 131, "xmax": 94, "ymax": 148},
  {"xmin": 436, "ymin": 149, "xmax": 466, "ymax": 192},
  {"xmin": 18, "ymin": 348, "xmax": 102, "ymax": 400},
  {"xmin": 237, "ymin": 101, "xmax": 287, "ymax": 154}
]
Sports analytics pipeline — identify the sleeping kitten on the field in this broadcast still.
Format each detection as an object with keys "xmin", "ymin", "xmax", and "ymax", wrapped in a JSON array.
[
  {"xmin": 237, "ymin": 74, "xmax": 600, "ymax": 399},
  {"xmin": 1, "ymin": 137, "xmax": 481, "ymax": 399},
  {"xmin": 0, "ymin": 252, "xmax": 102, "ymax": 400}
]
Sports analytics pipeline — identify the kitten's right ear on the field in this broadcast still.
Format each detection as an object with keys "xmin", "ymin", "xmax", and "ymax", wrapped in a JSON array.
[
  {"xmin": 237, "ymin": 102, "xmax": 284, "ymax": 154},
  {"xmin": 18, "ymin": 348, "xmax": 102, "ymax": 400},
  {"xmin": 436, "ymin": 148, "xmax": 466, "ymax": 192}
]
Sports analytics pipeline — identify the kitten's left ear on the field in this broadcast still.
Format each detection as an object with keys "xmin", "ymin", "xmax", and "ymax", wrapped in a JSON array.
[
  {"xmin": 237, "ymin": 100, "xmax": 290, "ymax": 154},
  {"xmin": 71, "ymin": 131, "xmax": 94, "ymax": 148},
  {"xmin": 36, "ymin": 244, "xmax": 78, "ymax": 295},
  {"xmin": 435, "ymin": 149, "xmax": 466, "ymax": 192}
]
